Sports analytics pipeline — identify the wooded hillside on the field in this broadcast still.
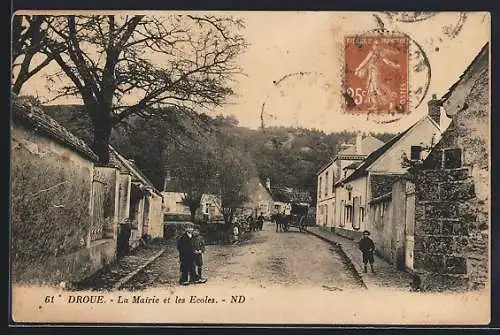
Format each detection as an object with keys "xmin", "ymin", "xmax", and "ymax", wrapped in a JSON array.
[{"xmin": 41, "ymin": 103, "xmax": 395, "ymax": 205}]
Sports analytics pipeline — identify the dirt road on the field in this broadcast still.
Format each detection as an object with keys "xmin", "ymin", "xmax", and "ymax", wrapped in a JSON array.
[{"xmin": 121, "ymin": 222, "xmax": 364, "ymax": 291}]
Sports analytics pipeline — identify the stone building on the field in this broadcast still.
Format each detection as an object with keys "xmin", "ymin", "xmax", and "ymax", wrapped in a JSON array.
[
  {"xmin": 316, "ymin": 134, "xmax": 384, "ymax": 227},
  {"xmin": 11, "ymin": 97, "xmax": 163, "ymax": 285},
  {"xmin": 162, "ymin": 176, "xmax": 274, "ymax": 222},
  {"xmin": 11, "ymin": 97, "xmax": 115, "ymax": 285},
  {"xmin": 332, "ymin": 109, "xmax": 448, "ymax": 241},
  {"xmin": 412, "ymin": 43, "xmax": 489, "ymax": 290}
]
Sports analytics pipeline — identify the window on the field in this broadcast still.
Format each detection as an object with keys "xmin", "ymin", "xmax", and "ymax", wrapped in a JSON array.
[
  {"xmin": 348, "ymin": 191, "xmax": 352, "ymax": 200},
  {"xmin": 411, "ymin": 146, "xmax": 422, "ymax": 160},
  {"xmin": 205, "ymin": 203, "xmax": 210, "ymax": 214},
  {"xmin": 360, "ymin": 207, "xmax": 365, "ymax": 222},
  {"xmin": 325, "ymin": 172, "xmax": 329, "ymax": 197},
  {"xmin": 319, "ymin": 177, "xmax": 322, "ymax": 199},
  {"xmin": 339, "ymin": 200, "xmax": 345, "ymax": 227},
  {"xmin": 345, "ymin": 205, "xmax": 353, "ymax": 224},
  {"xmin": 444, "ymin": 148, "xmax": 462, "ymax": 169},
  {"xmin": 332, "ymin": 171, "xmax": 336, "ymax": 192}
]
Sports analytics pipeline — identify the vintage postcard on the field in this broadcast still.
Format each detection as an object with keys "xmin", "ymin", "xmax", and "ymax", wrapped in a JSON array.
[{"xmin": 10, "ymin": 11, "xmax": 491, "ymax": 325}]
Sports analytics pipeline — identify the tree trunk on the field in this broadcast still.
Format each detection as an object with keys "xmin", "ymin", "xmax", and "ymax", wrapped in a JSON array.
[
  {"xmin": 189, "ymin": 206, "xmax": 197, "ymax": 224},
  {"xmin": 91, "ymin": 113, "xmax": 112, "ymax": 164}
]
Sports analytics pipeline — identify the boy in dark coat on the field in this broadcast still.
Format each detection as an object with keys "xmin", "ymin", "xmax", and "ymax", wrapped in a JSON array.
[
  {"xmin": 192, "ymin": 229, "xmax": 207, "ymax": 283},
  {"xmin": 358, "ymin": 230, "xmax": 376, "ymax": 273},
  {"xmin": 177, "ymin": 227, "xmax": 196, "ymax": 285}
]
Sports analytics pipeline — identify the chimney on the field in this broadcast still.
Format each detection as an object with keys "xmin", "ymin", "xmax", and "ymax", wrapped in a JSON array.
[
  {"xmin": 428, "ymin": 93, "xmax": 441, "ymax": 126},
  {"xmin": 265, "ymin": 177, "xmax": 271, "ymax": 190},
  {"xmin": 355, "ymin": 132, "xmax": 363, "ymax": 154}
]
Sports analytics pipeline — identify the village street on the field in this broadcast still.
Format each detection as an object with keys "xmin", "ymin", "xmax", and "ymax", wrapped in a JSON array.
[{"xmin": 77, "ymin": 222, "xmax": 365, "ymax": 292}]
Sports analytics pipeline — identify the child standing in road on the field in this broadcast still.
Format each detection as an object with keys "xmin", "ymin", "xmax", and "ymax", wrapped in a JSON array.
[
  {"xmin": 359, "ymin": 230, "xmax": 376, "ymax": 273},
  {"xmin": 192, "ymin": 229, "xmax": 207, "ymax": 283}
]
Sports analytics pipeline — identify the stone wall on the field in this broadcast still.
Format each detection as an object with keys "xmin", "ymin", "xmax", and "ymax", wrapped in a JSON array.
[
  {"xmin": 413, "ymin": 62, "xmax": 489, "ymax": 291},
  {"xmin": 370, "ymin": 174, "xmax": 401, "ymax": 198},
  {"xmin": 366, "ymin": 179, "xmax": 407, "ymax": 267},
  {"xmin": 368, "ymin": 194, "xmax": 393, "ymax": 263},
  {"xmin": 11, "ymin": 124, "xmax": 117, "ymax": 284},
  {"xmin": 146, "ymin": 194, "xmax": 164, "ymax": 239}
]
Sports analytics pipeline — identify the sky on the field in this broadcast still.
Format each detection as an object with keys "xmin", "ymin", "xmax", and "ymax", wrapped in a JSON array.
[{"xmin": 18, "ymin": 11, "xmax": 490, "ymax": 134}]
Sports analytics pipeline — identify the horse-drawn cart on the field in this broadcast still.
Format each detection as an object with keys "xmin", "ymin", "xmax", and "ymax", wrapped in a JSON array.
[{"xmin": 273, "ymin": 202, "xmax": 309, "ymax": 233}]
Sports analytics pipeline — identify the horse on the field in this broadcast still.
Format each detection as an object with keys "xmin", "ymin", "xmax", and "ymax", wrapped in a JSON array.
[{"xmin": 271, "ymin": 212, "xmax": 290, "ymax": 232}]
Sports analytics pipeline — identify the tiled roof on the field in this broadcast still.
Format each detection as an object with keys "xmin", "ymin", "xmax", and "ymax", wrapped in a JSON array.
[
  {"xmin": 109, "ymin": 145, "xmax": 161, "ymax": 195},
  {"xmin": 316, "ymin": 134, "xmax": 385, "ymax": 175},
  {"xmin": 338, "ymin": 135, "xmax": 384, "ymax": 156},
  {"xmin": 11, "ymin": 95, "xmax": 99, "ymax": 161},
  {"xmin": 337, "ymin": 125, "xmax": 415, "ymax": 185}
]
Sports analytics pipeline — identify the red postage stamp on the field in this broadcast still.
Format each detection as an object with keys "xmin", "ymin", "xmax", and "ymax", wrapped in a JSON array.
[{"xmin": 344, "ymin": 33, "xmax": 409, "ymax": 115}]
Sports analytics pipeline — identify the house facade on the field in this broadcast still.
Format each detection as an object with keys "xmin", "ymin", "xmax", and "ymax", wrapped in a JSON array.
[
  {"xmin": 161, "ymin": 191, "xmax": 223, "ymax": 222},
  {"xmin": 162, "ymin": 177, "xmax": 274, "ymax": 222},
  {"xmin": 109, "ymin": 146, "xmax": 164, "ymax": 247},
  {"xmin": 332, "ymin": 108, "xmax": 451, "ymax": 241},
  {"xmin": 316, "ymin": 134, "xmax": 384, "ymax": 228}
]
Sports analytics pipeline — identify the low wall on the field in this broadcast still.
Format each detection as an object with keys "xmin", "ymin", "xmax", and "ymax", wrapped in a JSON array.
[
  {"xmin": 333, "ymin": 227, "xmax": 362, "ymax": 241},
  {"xmin": 13, "ymin": 239, "xmax": 116, "ymax": 285}
]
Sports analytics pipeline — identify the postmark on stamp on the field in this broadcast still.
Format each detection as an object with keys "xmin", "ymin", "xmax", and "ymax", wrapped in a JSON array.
[{"xmin": 343, "ymin": 33, "xmax": 409, "ymax": 117}]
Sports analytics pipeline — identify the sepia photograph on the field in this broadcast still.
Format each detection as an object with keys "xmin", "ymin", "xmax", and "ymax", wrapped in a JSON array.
[{"xmin": 9, "ymin": 10, "xmax": 491, "ymax": 325}]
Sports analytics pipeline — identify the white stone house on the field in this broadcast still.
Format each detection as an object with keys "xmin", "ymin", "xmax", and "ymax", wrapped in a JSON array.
[
  {"xmin": 316, "ymin": 134, "xmax": 384, "ymax": 228},
  {"xmin": 331, "ymin": 107, "xmax": 451, "ymax": 240}
]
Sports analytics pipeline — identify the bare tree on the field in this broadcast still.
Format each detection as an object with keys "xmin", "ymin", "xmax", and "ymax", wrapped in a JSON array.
[
  {"xmin": 11, "ymin": 16, "xmax": 62, "ymax": 95},
  {"xmin": 168, "ymin": 144, "xmax": 217, "ymax": 223},
  {"xmin": 36, "ymin": 14, "xmax": 246, "ymax": 163}
]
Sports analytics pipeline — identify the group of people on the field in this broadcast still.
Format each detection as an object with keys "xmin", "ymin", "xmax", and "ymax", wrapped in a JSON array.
[
  {"xmin": 248, "ymin": 212, "xmax": 265, "ymax": 232},
  {"xmin": 176, "ymin": 227, "xmax": 207, "ymax": 285}
]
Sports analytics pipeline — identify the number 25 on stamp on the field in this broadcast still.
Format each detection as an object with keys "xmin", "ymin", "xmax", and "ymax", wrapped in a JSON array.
[{"xmin": 344, "ymin": 34, "xmax": 409, "ymax": 115}]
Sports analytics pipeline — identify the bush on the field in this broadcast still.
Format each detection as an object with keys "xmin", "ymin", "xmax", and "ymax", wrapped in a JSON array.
[
  {"xmin": 163, "ymin": 222, "xmax": 197, "ymax": 239},
  {"xmin": 164, "ymin": 213, "xmax": 192, "ymax": 222},
  {"xmin": 197, "ymin": 222, "xmax": 229, "ymax": 245}
]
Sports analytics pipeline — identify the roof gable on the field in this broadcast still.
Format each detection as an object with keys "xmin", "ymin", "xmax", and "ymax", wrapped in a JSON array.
[
  {"xmin": 338, "ymin": 116, "xmax": 440, "ymax": 184},
  {"xmin": 109, "ymin": 145, "xmax": 161, "ymax": 194},
  {"xmin": 316, "ymin": 134, "xmax": 385, "ymax": 175}
]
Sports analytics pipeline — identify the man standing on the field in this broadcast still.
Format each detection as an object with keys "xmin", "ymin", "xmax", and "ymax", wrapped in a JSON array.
[
  {"xmin": 177, "ymin": 227, "xmax": 196, "ymax": 285},
  {"xmin": 192, "ymin": 229, "xmax": 207, "ymax": 284},
  {"xmin": 256, "ymin": 212, "xmax": 265, "ymax": 231},
  {"xmin": 358, "ymin": 230, "xmax": 376, "ymax": 273}
]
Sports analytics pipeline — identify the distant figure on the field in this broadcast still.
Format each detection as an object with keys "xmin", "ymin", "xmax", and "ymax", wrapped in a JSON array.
[
  {"xmin": 232, "ymin": 224, "xmax": 240, "ymax": 243},
  {"xmin": 358, "ymin": 230, "xmax": 376, "ymax": 273},
  {"xmin": 257, "ymin": 212, "xmax": 265, "ymax": 231},
  {"xmin": 192, "ymin": 230, "xmax": 207, "ymax": 284},
  {"xmin": 247, "ymin": 215, "xmax": 256, "ymax": 232},
  {"xmin": 177, "ymin": 227, "xmax": 196, "ymax": 285},
  {"xmin": 410, "ymin": 273, "xmax": 422, "ymax": 292},
  {"xmin": 117, "ymin": 218, "xmax": 132, "ymax": 257}
]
